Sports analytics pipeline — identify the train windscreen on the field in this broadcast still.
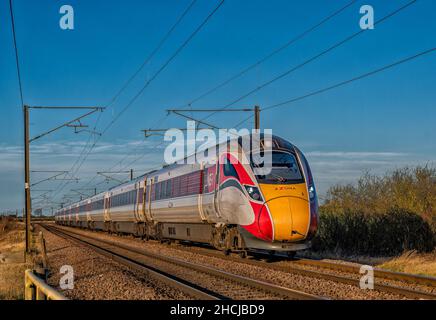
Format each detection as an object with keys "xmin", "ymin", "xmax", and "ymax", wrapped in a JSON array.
[{"xmin": 251, "ymin": 151, "xmax": 305, "ymax": 184}]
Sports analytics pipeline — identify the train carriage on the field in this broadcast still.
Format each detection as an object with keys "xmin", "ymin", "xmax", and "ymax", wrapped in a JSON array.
[{"xmin": 55, "ymin": 134, "xmax": 318, "ymax": 255}]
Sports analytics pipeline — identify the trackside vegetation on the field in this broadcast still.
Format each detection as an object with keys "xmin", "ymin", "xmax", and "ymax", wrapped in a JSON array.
[{"xmin": 312, "ymin": 166, "xmax": 436, "ymax": 256}]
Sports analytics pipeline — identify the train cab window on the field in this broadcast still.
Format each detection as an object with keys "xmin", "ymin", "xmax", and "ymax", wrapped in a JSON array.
[
  {"xmin": 251, "ymin": 151, "xmax": 304, "ymax": 184},
  {"xmin": 223, "ymin": 162, "xmax": 239, "ymax": 180}
]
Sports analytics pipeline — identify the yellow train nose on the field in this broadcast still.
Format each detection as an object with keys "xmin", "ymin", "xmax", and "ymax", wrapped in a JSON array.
[{"xmin": 259, "ymin": 184, "xmax": 310, "ymax": 241}]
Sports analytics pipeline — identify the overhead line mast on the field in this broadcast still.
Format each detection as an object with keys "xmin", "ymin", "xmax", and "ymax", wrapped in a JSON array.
[{"xmin": 23, "ymin": 106, "xmax": 103, "ymax": 253}]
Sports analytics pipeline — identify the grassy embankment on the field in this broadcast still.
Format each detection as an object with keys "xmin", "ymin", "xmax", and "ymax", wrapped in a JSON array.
[
  {"xmin": 311, "ymin": 166, "xmax": 436, "ymax": 276},
  {"xmin": 0, "ymin": 217, "xmax": 33, "ymax": 300}
]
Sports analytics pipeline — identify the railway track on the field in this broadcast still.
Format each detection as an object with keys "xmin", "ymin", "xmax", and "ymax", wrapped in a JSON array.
[
  {"xmin": 290, "ymin": 257, "xmax": 436, "ymax": 288},
  {"xmin": 41, "ymin": 224, "xmax": 325, "ymax": 300},
  {"xmin": 41, "ymin": 224, "xmax": 436, "ymax": 300},
  {"xmin": 162, "ymin": 243, "xmax": 436, "ymax": 300},
  {"xmin": 161, "ymin": 242, "xmax": 436, "ymax": 300}
]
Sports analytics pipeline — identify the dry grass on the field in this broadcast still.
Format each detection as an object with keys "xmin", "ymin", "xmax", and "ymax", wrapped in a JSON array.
[
  {"xmin": 378, "ymin": 250, "xmax": 436, "ymax": 277},
  {"xmin": 299, "ymin": 250, "xmax": 389, "ymax": 266},
  {"xmin": 0, "ymin": 218, "xmax": 31, "ymax": 300},
  {"xmin": 0, "ymin": 263, "xmax": 30, "ymax": 300}
]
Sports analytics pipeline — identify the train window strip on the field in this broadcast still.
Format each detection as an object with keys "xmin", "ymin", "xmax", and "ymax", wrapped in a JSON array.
[
  {"xmin": 110, "ymin": 189, "xmax": 138, "ymax": 208},
  {"xmin": 151, "ymin": 170, "xmax": 203, "ymax": 201},
  {"xmin": 67, "ymin": 168, "xmax": 214, "ymax": 210}
]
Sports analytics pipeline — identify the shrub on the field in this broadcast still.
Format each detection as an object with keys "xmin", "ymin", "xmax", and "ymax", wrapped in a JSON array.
[
  {"xmin": 312, "ymin": 165, "xmax": 436, "ymax": 256},
  {"xmin": 322, "ymin": 166, "xmax": 436, "ymax": 233},
  {"xmin": 311, "ymin": 208, "xmax": 434, "ymax": 256}
]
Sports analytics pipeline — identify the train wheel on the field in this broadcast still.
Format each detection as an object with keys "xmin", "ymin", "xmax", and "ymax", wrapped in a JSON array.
[
  {"xmin": 286, "ymin": 251, "xmax": 296, "ymax": 259},
  {"xmin": 238, "ymin": 251, "xmax": 247, "ymax": 259},
  {"xmin": 222, "ymin": 249, "xmax": 230, "ymax": 256}
]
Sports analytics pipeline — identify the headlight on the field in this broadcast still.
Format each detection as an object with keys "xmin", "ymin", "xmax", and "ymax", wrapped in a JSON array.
[
  {"xmin": 244, "ymin": 185, "xmax": 263, "ymax": 201},
  {"xmin": 308, "ymin": 185, "xmax": 316, "ymax": 201}
]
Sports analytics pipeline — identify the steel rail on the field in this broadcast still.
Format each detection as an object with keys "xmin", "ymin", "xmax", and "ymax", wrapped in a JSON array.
[
  {"xmin": 45, "ymin": 225, "xmax": 436, "ymax": 300},
  {"xmin": 169, "ymin": 245, "xmax": 436, "ymax": 300},
  {"xmin": 291, "ymin": 258, "xmax": 436, "ymax": 288},
  {"xmin": 249, "ymin": 250, "xmax": 436, "ymax": 288},
  {"xmin": 43, "ymin": 225, "xmax": 325, "ymax": 300}
]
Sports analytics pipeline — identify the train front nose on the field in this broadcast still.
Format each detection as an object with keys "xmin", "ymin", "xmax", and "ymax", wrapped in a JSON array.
[{"xmin": 259, "ymin": 184, "xmax": 310, "ymax": 241}]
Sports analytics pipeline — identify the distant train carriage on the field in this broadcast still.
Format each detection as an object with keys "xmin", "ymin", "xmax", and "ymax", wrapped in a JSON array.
[{"xmin": 55, "ymin": 134, "xmax": 318, "ymax": 255}]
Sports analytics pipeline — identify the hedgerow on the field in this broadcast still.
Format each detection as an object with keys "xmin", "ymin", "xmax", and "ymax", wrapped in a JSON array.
[{"xmin": 312, "ymin": 166, "xmax": 436, "ymax": 256}]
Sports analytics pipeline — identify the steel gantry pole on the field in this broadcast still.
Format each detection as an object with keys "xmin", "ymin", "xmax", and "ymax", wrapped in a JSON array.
[
  {"xmin": 254, "ymin": 105, "xmax": 260, "ymax": 130},
  {"xmin": 24, "ymin": 105, "xmax": 31, "ymax": 253},
  {"xmin": 23, "ymin": 105, "xmax": 104, "ymax": 254},
  {"xmin": 167, "ymin": 106, "xmax": 261, "ymax": 130}
]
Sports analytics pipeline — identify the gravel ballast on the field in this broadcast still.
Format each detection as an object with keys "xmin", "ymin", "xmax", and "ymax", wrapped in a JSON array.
[
  {"xmin": 45, "ymin": 225, "xmax": 431, "ymax": 300},
  {"xmin": 41, "ymin": 226, "xmax": 190, "ymax": 300}
]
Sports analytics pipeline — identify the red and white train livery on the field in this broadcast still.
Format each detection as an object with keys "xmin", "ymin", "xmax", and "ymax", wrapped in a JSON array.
[{"xmin": 55, "ymin": 134, "xmax": 318, "ymax": 254}]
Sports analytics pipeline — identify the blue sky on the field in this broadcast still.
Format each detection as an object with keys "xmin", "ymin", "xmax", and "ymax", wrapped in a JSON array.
[{"xmin": 0, "ymin": 0, "xmax": 435, "ymax": 212}]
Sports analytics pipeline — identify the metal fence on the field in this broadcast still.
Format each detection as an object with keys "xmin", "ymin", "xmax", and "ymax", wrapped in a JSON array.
[{"xmin": 24, "ymin": 269, "xmax": 68, "ymax": 300}]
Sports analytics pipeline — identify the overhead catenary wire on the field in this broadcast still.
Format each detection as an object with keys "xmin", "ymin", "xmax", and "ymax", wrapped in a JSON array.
[
  {"xmin": 62, "ymin": 105, "xmax": 263, "ymax": 205},
  {"xmin": 99, "ymin": 0, "xmax": 225, "ymax": 137},
  {"xmin": 106, "ymin": 0, "xmax": 198, "ymax": 110},
  {"xmin": 264, "ymin": 47, "xmax": 435, "ymax": 111},
  {"xmin": 182, "ymin": 0, "xmax": 357, "ymax": 108},
  {"xmin": 233, "ymin": 47, "xmax": 436, "ymax": 129},
  {"xmin": 63, "ymin": 0, "xmax": 224, "ymax": 179},
  {"xmin": 49, "ymin": 0, "xmax": 425, "ymax": 207},
  {"xmin": 200, "ymin": 0, "xmax": 418, "ymax": 122},
  {"xmin": 50, "ymin": 0, "xmax": 199, "ymax": 199},
  {"xmin": 68, "ymin": 114, "xmax": 169, "ymax": 193},
  {"xmin": 8, "ymin": 0, "xmax": 24, "ymax": 108},
  {"xmin": 51, "ymin": 1, "xmax": 225, "ymax": 204},
  {"xmin": 61, "ymin": 112, "xmax": 189, "ymax": 204}
]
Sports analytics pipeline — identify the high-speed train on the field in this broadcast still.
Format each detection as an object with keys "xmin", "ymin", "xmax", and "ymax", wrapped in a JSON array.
[{"xmin": 55, "ymin": 134, "xmax": 318, "ymax": 255}]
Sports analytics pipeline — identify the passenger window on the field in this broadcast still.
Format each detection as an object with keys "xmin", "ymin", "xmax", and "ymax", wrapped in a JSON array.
[{"xmin": 166, "ymin": 180, "xmax": 171, "ymax": 198}]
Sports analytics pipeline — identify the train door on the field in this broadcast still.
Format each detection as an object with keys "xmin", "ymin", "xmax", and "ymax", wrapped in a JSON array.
[
  {"xmin": 213, "ymin": 158, "xmax": 222, "ymax": 218},
  {"xmin": 135, "ymin": 179, "xmax": 147, "ymax": 222},
  {"xmin": 134, "ymin": 182, "xmax": 140, "ymax": 222},
  {"xmin": 86, "ymin": 199, "xmax": 91, "ymax": 222},
  {"xmin": 104, "ymin": 193, "xmax": 111, "ymax": 221},
  {"xmin": 145, "ymin": 178, "xmax": 153, "ymax": 221},
  {"xmin": 197, "ymin": 163, "xmax": 207, "ymax": 221},
  {"xmin": 201, "ymin": 163, "xmax": 218, "ymax": 221},
  {"xmin": 215, "ymin": 154, "xmax": 243, "ymax": 221}
]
